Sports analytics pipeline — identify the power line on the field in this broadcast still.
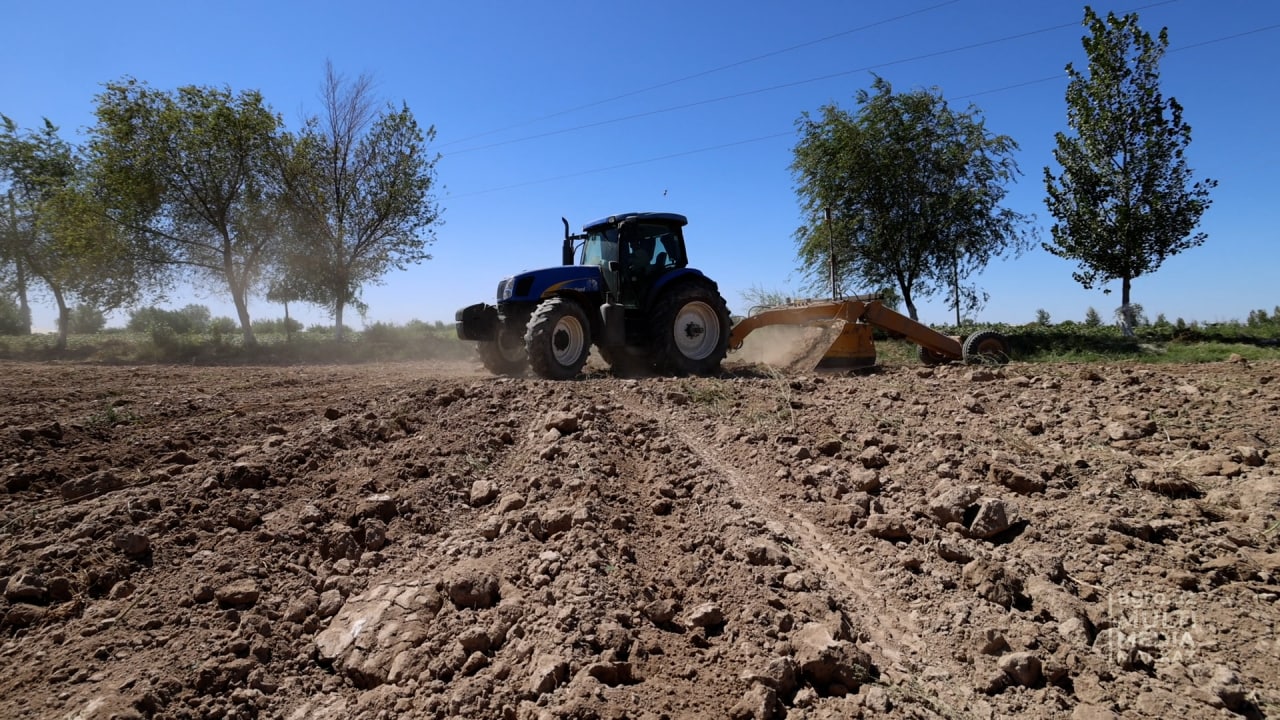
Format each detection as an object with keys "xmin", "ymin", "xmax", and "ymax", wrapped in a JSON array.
[
  {"xmin": 445, "ymin": 0, "xmax": 1183, "ymax": 156},
  {"xmin": 436, "ymin": 0, "xmax": 962, "ymax": 149},
  {"xmin": 450, "ymin": 131, "xmax": 793, "ymax": 198},
  {"xmin": 959, "ymin": 20, "xmax": 1280, "ymax": 100},
  {"xmin": 1169, "ymin": 22, "xmax": 1280, "ymax": 51},
  {"xmin": 452, "ymin": 18, "xmax": 1280, "ymax": 200}
]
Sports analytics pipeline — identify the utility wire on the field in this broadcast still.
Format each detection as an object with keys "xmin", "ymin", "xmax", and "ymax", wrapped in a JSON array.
[
  {"xmin": 451, "ymin": 18, "xmax": 1280, "ymax": 200},
  {"xmin": 959, "ymin": 20, "xmax": 1280, "ymax": 100},
  {"xmin": 452, "ymin": 131, "xmax": 794, "ymax": 198},
  {"xmin": 436, "ymin": 0, "xmax": 962, "ymax": 149},
  {"xmin": 445, "ymin": 0, "xmax": 1183, "ymax": 156}
]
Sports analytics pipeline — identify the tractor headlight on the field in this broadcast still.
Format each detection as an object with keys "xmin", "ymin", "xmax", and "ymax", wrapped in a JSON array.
[{"xmin": 497, "ymin": 277, "xmax": 513, "ymax": 301}]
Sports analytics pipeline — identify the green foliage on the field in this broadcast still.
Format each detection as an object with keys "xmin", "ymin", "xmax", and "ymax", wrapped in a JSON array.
[
  {"xmin": 792, "ymin": 76, "xmax": 1032, "ymax": 321},
  {"xmin": 251, "ymin": 316, "xmax": 303, "ymax": 335},
  {"xmin": 1, "ymin": 115, "xmax": 147, "ymax": 350},
  {"xmin": 66, "ymin": 303, "xmax": 106, "ymax": 334},
  {"xmin": 1043, "ymin": 8, "xmax": 1216, "ymax": 329},
  {"xmin": 1246, "ymin": 307, "xmax": 1280, "ymax": 328},
  {"xmin": 83, "ymin": 400, "xmax": 139, "ymax": 431},
  {"xmin": 210, "ymin": 316, "xmax": 238, "ymax": 334},
  {"xmin": 90, "ymin": 79, "xmax": 288, "ymax": 347},
  {"xmin": 0, "ymin": 294, "xmax": 27, "ymax": 335},
  {"xmin": 1084, "ymin": 306, "xmax": 1102, "ymax": 327},
  {"xmin": 1034, "ymin": 309, "xmax": 1051, "ymax": 326},
  {"xmin": 917, "ymin": 319, "xmax": 1279, "ymax": 364},
  {"xmin": 127, "ymin": 304, "xmax": 211, "ymax": 334},
  {"xmin": 275, "ymin": 62, "xmax": 442, "ymax": 340},
  {"xmin": 1114, "ymin": 303, "xmax": 1148, "ymax": 328}
]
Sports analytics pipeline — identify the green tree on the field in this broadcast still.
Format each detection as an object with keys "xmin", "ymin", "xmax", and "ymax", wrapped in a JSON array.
[
  {"xmin": 0, "ymin": 116, "xmax": 147, "ymax": 349},
  {"xmin": 792, "ymin": 77, "xmax": 1031, "ymax": 322},
  {"xmin": 1, "ymin": 191, "xmax": 32, "ymax": 333},
  {"xmin": 90, "ymin": 79, "xmax": 286, "ymax": 346},
  {"xmin": 0, "ymin": 293, "xmax": 25, "ymax": 334},
  {"xmin": 278, "ymin": 62, "xmax": 441, "ymax": 341},
  {"xmin": 67, "ymin": 303, "xmax": 106, "ymax": 334},
  {"xmin": 127, "ymin": 304, "xmax": 211, "ymax": 334},
  {"xmin": 1084, "ymin": 306, "xmax": 1102, "ymax": 327},
  {"xmin": 1044, "ymin": 7, "xmax": 1216, "ymax": 336}
]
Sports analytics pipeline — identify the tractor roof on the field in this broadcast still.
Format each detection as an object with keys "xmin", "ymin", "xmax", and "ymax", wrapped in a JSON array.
[{"xmin": 582, "ymin": 212, "xmax": 688, "ymax": 232}]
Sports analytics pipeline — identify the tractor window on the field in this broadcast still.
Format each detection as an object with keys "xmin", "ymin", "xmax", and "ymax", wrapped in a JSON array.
[
  {"xmin": 630, "ymin": 224, "xmax": 685, "ymax": 270},
  {"xmin": 581, "ymin": 227, "xmax": 619, "ymax": 267}
]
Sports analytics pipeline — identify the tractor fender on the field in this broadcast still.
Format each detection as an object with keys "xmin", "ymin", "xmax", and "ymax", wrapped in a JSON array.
[
  {"xmin": 644, "ymin": 268, "xmax": 714, "ymax": 307},
  {"xmin": 533, "ymin": 289, "xmax": 604, "ymax": 344}
]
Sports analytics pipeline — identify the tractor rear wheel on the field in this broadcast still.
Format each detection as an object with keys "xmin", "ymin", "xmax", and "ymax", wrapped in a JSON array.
[
  {"xmin": 651, "ymin": 281, "xmax": 730, "ymax": 376},
  {"xmin": 962, "ymin": 330, "xmax": 1011, "ymax": 364},
  {"xmin": 478, "ymin": 326, "xmax": 527, "ymax": 376},
  {"xmin": 526, "ymin": 297, "xmax": 591, "ymax": 380}
]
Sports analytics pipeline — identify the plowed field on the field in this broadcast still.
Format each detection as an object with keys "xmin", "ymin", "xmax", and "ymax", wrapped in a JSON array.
[{"xmin": 2, "ymin": 357, "xmax": 1277, "ymax": 719}]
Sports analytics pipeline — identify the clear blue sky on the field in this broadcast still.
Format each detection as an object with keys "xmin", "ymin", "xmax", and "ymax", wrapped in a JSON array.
[{"xmin": 3, "ymin": 0, "xmax": 1277, "ymax": 331}]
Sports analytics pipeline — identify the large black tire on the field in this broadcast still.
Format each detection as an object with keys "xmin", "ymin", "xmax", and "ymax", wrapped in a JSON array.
[
  {"xmin": 477, "ymin": 326, "xmax": 527, "ymax": 376},
  {"xmin": 650, "ymin": 281, "xmax": 731, "ymax": 376},
  {"xmin": 526, "ymin": 297, "xmax": 591, "ymax": 380},
  {"xmin": 962, "ymin": 330, "xmax": 1011, "ymax": 365}
]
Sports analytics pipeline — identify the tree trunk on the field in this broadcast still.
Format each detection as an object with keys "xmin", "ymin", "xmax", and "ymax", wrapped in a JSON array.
[
  {"xmin": 1120, "ymin": 276, "xmax": 1135, "ymax": 338},
  {"xmin": 284, "ymin": 302, "xmax": 293, "ymax": 343},
  {"xmin": 901, "ymin": 286, "xmax": 919, "ymax": 322},
  {"xmin": 15, "ymin": 259, "xmax": 31, "ymax": 335},
  {"xmin": 334, "ymin": 301, "xmax": 346, "ymax": 342},
  {"xmin": 51, "ymin": 284, "xmax": 68, "ymax": 352},
  {"xmin": 224, "ymin": 244, "xmax": 257, "ymax": 347},
  {"xmin": 232, "ymin": 289, "xmax": 256, "ymax": 347}
]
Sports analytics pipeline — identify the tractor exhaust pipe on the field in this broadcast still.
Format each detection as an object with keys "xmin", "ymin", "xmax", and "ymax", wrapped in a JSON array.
[{"xmin": 562, "ymin": 217, "xmax": 574, "ymax": 266}]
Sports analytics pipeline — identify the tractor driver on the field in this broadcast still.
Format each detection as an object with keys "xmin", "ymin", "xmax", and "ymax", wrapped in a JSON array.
[{"xmin": 628, "ymin": 234, "xmax": 655, "ymax": 271}]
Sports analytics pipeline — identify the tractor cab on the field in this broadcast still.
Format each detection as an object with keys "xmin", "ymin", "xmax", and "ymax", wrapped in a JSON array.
[{"xmin": 576, "ymin": 214, "xmax": 688, "ymax": 308}]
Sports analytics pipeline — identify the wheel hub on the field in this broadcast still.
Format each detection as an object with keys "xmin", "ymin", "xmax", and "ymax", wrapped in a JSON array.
[{"xmin": 673, "ymin": 302, "xmax": 719, "ymax": 361}]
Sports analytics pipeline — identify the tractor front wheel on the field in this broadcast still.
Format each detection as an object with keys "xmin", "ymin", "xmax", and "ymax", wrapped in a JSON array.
[
  {"xmin": 651, "ymin": 281, "xmax": 731, "ymax": 376},
  {"xmin": 526, "ymin": 297, "xmax": 591, "ymax": 380},
  {"xmin": 478, "ymin": 326, "xmax": 527, "ymax": 376}
]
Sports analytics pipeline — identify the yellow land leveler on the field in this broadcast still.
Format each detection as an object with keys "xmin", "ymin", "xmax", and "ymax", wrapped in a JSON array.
[{"xmin": 727, "ymin": 293, "xmax": 1012, "ymax": 370}]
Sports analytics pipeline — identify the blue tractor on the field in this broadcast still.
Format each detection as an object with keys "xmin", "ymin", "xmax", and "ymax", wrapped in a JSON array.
[{"xmin": 455, "ymin": 212, "xmax": 732, "ymax": 379}]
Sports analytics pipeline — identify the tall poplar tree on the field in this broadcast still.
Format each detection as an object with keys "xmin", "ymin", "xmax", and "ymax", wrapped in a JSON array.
[{"xmin": 1044, "ymin": 7, "xmax": 1215, "ymax": 334}]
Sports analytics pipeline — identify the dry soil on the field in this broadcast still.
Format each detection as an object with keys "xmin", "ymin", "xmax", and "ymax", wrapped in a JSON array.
[{"xmin": 1, "ymin": 355, "xmax": 1277, "ymax": 719}]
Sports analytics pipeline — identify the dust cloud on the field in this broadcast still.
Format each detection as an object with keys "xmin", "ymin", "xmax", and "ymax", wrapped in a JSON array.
[{"xmin": 727, "ymin": 319, "xmax": 845, "ymax": 373}]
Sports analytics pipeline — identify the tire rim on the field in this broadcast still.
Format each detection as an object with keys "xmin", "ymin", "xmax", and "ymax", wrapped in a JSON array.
[
  {"xmin": 674, "ymin": 301, "xmax": 719, "ymax": 360},
  {"xmin": 551, "ymin": 314, "xmax": 586, "ymax": 366},
  {"xmin": 973, "ymin": 338, "xmax": 1007, "ymax": 358}
]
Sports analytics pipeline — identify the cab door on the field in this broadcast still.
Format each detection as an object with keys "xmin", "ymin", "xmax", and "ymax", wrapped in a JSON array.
[{"xmin": 619, "ymin": 223, "xmax": 683, "ymax": 308}]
